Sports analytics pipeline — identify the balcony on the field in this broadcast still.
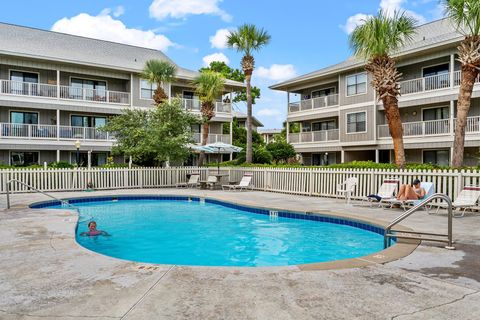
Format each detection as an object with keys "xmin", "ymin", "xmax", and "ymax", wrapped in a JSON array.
[
  {"xmin": 289, "ymin": 94, "xmax": 339, "ymax": 113},
  {"xmin": 0, "ymin": 80, "xmax": 130, "ymax": 105},
  {"xmin": 377, "ymin": 116, "xmax": 480, "ymax": 139},
  {"xmin": 399, "ymin": 71, "xmax": 480, "ymax": 96},
  {"xmin": 288, "ymin": 129, "xmax": 339, "ymax": 144},
  {"xmin": 181, "ymin": 98, "xmax": 232, "ymax": 114},
  {"xmin": 208, "ymin": 134, "xmax": 231, "ymax": 144},
  {"xmin": 0, "ymin": 123, "xmax": 115, "ymax": 141}
]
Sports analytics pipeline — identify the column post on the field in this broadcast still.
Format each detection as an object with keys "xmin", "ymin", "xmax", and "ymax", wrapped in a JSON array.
[
  {"xmin": 168, "ymin": 82, "xmax": 172, "ymax": 102},
  {"xmin": 450, "ymin": 54, "xmax": 455, "ymax": 88},
  {"xmin": 56, "ymin": 109, "xmax": 60, "ymax": 141},
  {"xmin": 286, "ymin": 121, "xmax": 290, "ymax": 143},
  {"xmin": 56, "ymin": 150, "xmax": 60, "ymax": 162},
  {"xmin": 229, "ymin": 121, "xmax": 233, "ymax": 161},
  {"xmin": 375, "ymin": 149, "xmax": 380, "ymax": 163},
  {"xmin": 56, "ymin": 70, "xmax": 60, "ymax": 99},
  {"xmin": 341, "ymin": 150, "xmax": 345, "ymax": 163},
  {"xmin": 450, "ymin": 100, "xmax": 455, "ymax": 136},
  {"xmin": 130, "ymin": 73, "xmax": 134, "ymax": 108}
]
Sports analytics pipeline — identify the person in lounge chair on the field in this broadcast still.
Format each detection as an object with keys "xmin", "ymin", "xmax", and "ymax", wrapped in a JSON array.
[
  {"xmin": 80, "ymin": 221, "xmax": 109, "ymax": 237},
  {"xmin": 396, "ymin": 179, "xmax": 426, "ymax": 201}
]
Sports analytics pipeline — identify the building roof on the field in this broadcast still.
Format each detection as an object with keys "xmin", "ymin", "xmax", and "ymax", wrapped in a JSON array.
[
  {"xmin": 233, "ymin": 111, "xmax": 264, "ymax": 127},
  {"xmin": 257, "ymin": 128, "xmax": 282, "ymax": 134},
  {"xmin": 270, "ymin": 18, "xmax": 463, "ymax": 91},
  {"xmin": 0, "ymin": 22, "xmax": 244, "ymax": 88}
]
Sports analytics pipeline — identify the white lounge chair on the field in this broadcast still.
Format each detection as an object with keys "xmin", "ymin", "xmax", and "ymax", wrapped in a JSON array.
[
  {"xmin": 222, "ymin": 173, "xmax": 254, "ymax": 191},
  {"xmin": 336, "ymin": 177, "xmax": 358, "ymax": 203},
  {"xmin": 176, "ymin": 173, "xmax": 199, "ymax": 188},
  {"xmin": 436, "ymin": 185, "xmax": 480, "ymax": 217},
  {"xmin": 385, "ymin": 182, "xmax": 435, "ymax": 211},
  {"xmin": 365, "ymin": 178, "xmax": 399, "ymax": 207}
]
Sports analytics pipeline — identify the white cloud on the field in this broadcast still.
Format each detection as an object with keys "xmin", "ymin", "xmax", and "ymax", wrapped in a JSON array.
[
  {"xmin": 149, "ymin": 0, "xmax": 232, "ymax": 22},
  {"xmin": 342, "ymin": 0, "xmax": 426, "ymax": 34},
  {"xmin": 210, "ymin": 28, "xmax": 231, "ymax": 49},
  {"xmin": 51, "ymin": 10, "xmax": 175, "ymax": 51},
  {"xmin": 113, "ymin": 6, "xmax": 125, "ymax": 18},
  {"xmin": 257, "ymin": 108, "xmax": 281, "ymax": 117},
  {"xmin": 202, "ymin": 52, "xmax": 230, "ymax": 66},
  {"xmin": 255, "ymin": 64, "xmax": 297, "ymax": 81},
  {"xmin": 341, "ymin": 13, "xmax": 372, "ymax": 34}
]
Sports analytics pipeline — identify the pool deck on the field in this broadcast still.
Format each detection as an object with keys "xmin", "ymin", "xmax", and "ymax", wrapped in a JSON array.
[{"xmin": 1, "ymin": 188, "xmax": 479, "ymax": 319}]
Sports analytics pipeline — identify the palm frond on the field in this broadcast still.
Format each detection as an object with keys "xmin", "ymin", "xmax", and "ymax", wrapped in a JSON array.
[
  {"xmin": 349, "ymin": 10, "xmax": 417, "ymax": 59},
  {"xmin": 141, "ymin": 60, "xmax": 177, "ymax": 85},
  {"xmin": 193, "ymin": 71, "xmax": 226, "ymax": 104},
  {"xmin": 443, "ymin": 0, "xmax": 480, "ymax": 36},
  {"xmin": 227, "ymin": 24, "xmax": 271, "ymax": 57}
]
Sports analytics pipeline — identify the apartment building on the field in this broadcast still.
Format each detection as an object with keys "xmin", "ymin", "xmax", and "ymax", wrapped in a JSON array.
[
  {"xmin": 0, "ymin": 23, "xmax": 243, "ymax": 166},
  {"xmin": 270, "ymin": 18, "xmax": 480, "ymax": 166},
  {"xmin": 258, "ymin": 129, "xmax": 282, "ymax": 144}
]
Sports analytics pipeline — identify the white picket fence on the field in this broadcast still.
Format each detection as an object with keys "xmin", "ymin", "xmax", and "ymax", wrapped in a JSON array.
[{"xmin": 2, "ymin": 166, "xmax": 480, "ymax": 203}]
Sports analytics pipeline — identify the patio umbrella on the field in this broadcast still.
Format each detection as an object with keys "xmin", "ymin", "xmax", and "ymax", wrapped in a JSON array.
[{"xmin": 191, "ymin": 142, "xmax": 242, "ymax": 173}]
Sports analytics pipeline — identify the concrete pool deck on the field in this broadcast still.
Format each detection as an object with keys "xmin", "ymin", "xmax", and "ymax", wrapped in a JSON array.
[{"xmin": 1, "ymin": 189, "xmax": 479, "ymax": 319}]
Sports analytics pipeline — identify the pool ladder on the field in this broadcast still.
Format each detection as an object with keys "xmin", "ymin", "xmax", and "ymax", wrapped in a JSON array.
[
  {"xmin": 5, "ymin": 179, "xmax": 76, "ymax": 211},
  {"xmin": 384, "ymin": 193, "xmax": 454, "ymax": 250}
]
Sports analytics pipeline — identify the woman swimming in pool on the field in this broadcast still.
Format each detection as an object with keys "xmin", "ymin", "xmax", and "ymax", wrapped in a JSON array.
[
  {"xmin": 396, "ymin": 179, "xmax": 426, "ymax": 201},
  {"xmin": 80, "ymin": 221, "xmax": 110, "ymax": 237}
]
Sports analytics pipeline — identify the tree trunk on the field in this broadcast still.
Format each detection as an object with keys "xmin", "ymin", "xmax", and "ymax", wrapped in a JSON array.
[
  {"xmin": 245, "ymin": 73, "xmax": 253, "ymax": 163},
  {"xmin": 452, "ymin": 67, "xmax": 478, "ymax": 167},
  {"xmin": 383, "ymin": 95, "xmax": 406, "ymax": 167},
  {"xmin": 198, "ymin": 122, "xmax": 210, "ymax": 166}
]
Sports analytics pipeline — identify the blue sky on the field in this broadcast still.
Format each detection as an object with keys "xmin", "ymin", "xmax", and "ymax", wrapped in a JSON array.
[{"xmin": 0, "ymin": 0, "xmax": 443, "ymax": 128}]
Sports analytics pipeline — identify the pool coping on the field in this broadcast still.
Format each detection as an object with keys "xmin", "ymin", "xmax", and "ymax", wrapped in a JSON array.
[{"xmin": 28, "ymin": 193, "xmax": 419, "ymax": 271}]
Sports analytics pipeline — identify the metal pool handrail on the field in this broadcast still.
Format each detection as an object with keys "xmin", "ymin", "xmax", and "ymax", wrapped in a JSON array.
[
  {"xmin": 6, "ymin": 179, "xmax": 74, "ymax": 210},
  {"xmin": 384, "ymin": 193, "xmax": 454, "ymax": 249}
]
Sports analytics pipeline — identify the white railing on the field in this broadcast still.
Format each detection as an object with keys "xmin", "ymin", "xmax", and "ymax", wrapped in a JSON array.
[
  {"xmin": 378, "ymin": 119, "xmax": 450, "ymax": 138},
  {"xmin": 0, "ymin": 80, "xmax": 57, "ymax": 98},
  {"xmin": 3, "ymin": 167, "xmax": 480, "ymax": 205},
  {"xmin": 289, "ymin": 94, "xmax": 339, "ymax": 113},
  {"xmin": 0, "ymin": 80, "xmax": 129, "ymax": 104},
  {"xmin": 181, "ymin": 98, "xmax": 232, "ymax": 114},
  {"xmin": 288, "ymin": 129, "xmax": 339, "ymax": 144},
  {"xmin": 0, "ymin": 123, "xmax": 114, "ymax": 141},
  {"xmin": 207, "ymin": 134, "xmax": 231, "ymax": 144},
  {"xmin": 466, "ymin": 116, "xmax": 480, "ymax": 133},
  {"xmin": 400, "ymin": 73, "xmax": 451, "ymax": 95}
]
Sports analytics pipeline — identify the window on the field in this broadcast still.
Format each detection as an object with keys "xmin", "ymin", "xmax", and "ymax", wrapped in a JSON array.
[
  {"xmin": 71, "ymin": 152, "xmax": 107, "ymax": 167},
  {"xmin": 422, "ymin": 64, "xmax": 449, "ymax": 77},
  {"xmin": 346, "ymin": 112, "xmax": 366, "ymax": 133},
  {"xmin": 312, "ymin": 120, "xmax": 336, "ymax": 131},
  {"xmin": 346, "ymin": 73, "xmax": 367, "ymax": 96},
  {"xmin": 423, "ymin": 150, "xmax": 449, "ymax": 166},
  {"xmin": 10, "ymin": 151, "xmax": 39, "ymax": 166},
  {"xmin": 71, "ymin": 115, "xmax": 107, "ymax": 128},
  {"xmin": 71, "ymin": 78, "xmax": 107, "ymax": 101},
  {"xmin": 10, "ymin": 71, "xmax": 39, "ymax": 95},
  {"xmin": 140, "ymin": 79, "xmax": 157, "ymax": 99},
  {"xmin": 312, "ymin": 153, "xmax": 336, "ymax": 166},
  {"xmin": 312, "ymin": 87, "xmax": 335, "ymax": 98},
  {"xmin": 302, "ymin": 122, "xmax": 311, "ymax": 132},
  {"xmin": 10, "ymin": 111, "xmax": 38, "ymax": 124},
  {"xmin": 423, "ymin": 107, "xmax": 449, "ymax": 121}
]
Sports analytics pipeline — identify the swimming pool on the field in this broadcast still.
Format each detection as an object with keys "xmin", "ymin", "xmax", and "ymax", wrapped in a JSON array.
[{"xmin": 34, "ymin": 196, "xmax": 387, "ymax": 267}]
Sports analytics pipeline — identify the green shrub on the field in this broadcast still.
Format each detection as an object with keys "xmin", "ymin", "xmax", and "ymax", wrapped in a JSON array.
[{"xmin": 48, "ymin": 161, "xmax": 75, "ymax": 169}]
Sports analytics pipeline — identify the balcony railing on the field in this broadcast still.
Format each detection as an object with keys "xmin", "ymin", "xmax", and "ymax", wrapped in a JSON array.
[
  {"xmin": 0, "ymin": 123, "xmax": 115, "ymax": 141},
  {"xmin": 208, "ymin": 134, "xmax": 231, "ymax": 144},
  {"xmin": 399, "ymin": 71, "xmax": 480, "ymax": 95},
  {"xmin": 289, "ymin": 94, "xmax": 339, "ymax": 113},
  {"xmin": 181, "ymin": 98, "xmax": 232, "ymax": 114},
  {"xmin": 378, "ymin": 119, "xmax": 451, "ymax": 138},
  {"xmin": 288, "ymin": 129, "xmax": 339, "ymax": 143},
  {"xmin": 0, "ymin": 79, "xmax": 130, "ymax": 105}
]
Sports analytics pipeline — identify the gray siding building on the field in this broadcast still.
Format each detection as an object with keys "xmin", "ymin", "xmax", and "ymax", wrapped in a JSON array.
[
  {"xmin": 270, "ymin": 18, "xmax": 480, "ymax": 167},
  {"xmin": 0, "ymin": 23, "xmax": 243, "ymax": 166}
]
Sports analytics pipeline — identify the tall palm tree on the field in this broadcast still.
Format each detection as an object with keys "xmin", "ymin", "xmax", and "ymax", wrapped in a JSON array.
[
  {"xmin": 227, "ymin": 24, "xmax": 271, "ymax": 163},
  {"xmin": 350, "ymin": 11, "xmax": 417, "ymax": 167},
  {"xmin": 141, "ymin": 60, "xmax": 177, "ymax": 105},
  {"xmin": 193, "ymin": 71, "xmax": 226, "ymax": 165},
  {"xmin": 443, "ymin": 0, "xmax": 480, "ymax": 167}
]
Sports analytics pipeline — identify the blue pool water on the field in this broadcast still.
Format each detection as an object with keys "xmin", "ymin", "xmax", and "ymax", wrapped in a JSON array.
[{"xmin": 45, "ymin": 197, "xmax": 385, "ymax": 267}]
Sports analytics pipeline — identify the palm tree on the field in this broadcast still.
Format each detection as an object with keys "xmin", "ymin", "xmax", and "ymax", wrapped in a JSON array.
[
  {"xmin": 443, "ymin": 0, "xmax": 480, "ymax": 167},
  {"xmin": 227, "ymin": 24, "xmax": 271, "ymax": 163},
  {"xmin": 350, "ymin": 11, "xmax": 417, "ymax": 167},
  {"xmin": 141, "ymin": 60, "xmax": 176, "ymax": 105},
  {"xmin": 193, "ymin": 71, "xmax": 226, "ymax": 165}
]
